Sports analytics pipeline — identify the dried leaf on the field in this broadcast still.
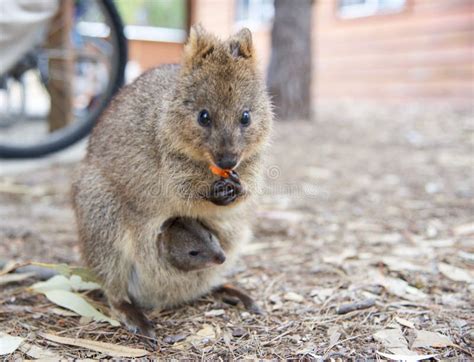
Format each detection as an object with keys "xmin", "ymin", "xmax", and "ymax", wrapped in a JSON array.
[
  {"xmin": 43, "ymin": 290, "xmax": 119, "ymax": 326},
  {"xmin": 283, "ymin": 292, "xmax": 304, "ymax": 303},
  {"xmin": 204, "ymin": 309, "xmax": 225, "ymax": 317},
  {"xmin": 40, "ymin": 333, "xmax": 149, "ymax": 357},
  {"xmin": 327, "ymin": 326, "xmax": 341, "ymax": 347},
  {"xmin": 0, "ymin": 333, "xmax": 24, "ymax": 356},
  {"xmin": 375, "ymin": 273, "xmax": 427, "ymax": 301},
  {"xmin": 31, "ymin": 262, "xmax": 99, "ymax": 283},
  {"xmin": 310, "ymin": 288, "xmax": 334, "ymax": 303},
  {"xmin": 373, "ymin": 328, "xmax": 417, "ymax": 355},
  {"xmin": 453, "ymin": 222, "xmax": 474, "ymax": 236},
  {"xmin": 412, "ymin": 330, "xmax": 453, "ymax": 349},
  {"xmin": 0, "ymin": 182, "xmax": 46, "ymax": 196},
  {"xmin": 395, "ymin": 317, "xmax": 415, "ymax": 329},
  {"xmin": 0, "ymin": 272, "xmax": 35, "ymax": 286},
  {"xmin": 458, "ymin": 251, "xmax": 474, "ymax": 263},
  {"xmin": 438, "ymin": 263, "xmax": 473, "ymax": 283},
  {"xmin": 186, "ymin": 324, "xmax": 216, "ymax": 346},
  {"xmin": 31, "ymin": 274, "xmax": 101, "ymax": 293},
  {"xmin": 376, "ymin": 351, "xmax": 437, "ymax": 361},
  {"xmin": 381, "ymin": 257, "xmax": 430, "ymax": 273},
  {"xmin": 19, "ymin": 342, "xmax": 61, "ymax": 359}
]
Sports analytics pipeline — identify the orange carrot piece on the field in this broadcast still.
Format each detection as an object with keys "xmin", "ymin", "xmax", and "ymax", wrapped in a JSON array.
[{"xmin": 209, "ymin": 165, "xmax": 230, "ymax": 178}]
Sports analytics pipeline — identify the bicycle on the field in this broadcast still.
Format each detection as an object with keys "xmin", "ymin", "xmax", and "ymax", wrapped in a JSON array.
[{"xmin": 0, "ymin": 0, "xmax": 127, "ymax": 159}]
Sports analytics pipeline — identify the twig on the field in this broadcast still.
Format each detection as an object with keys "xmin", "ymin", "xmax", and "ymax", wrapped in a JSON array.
[{"xmin": 336, "ymin": 299, "xmax": 376, "ymax": 315}]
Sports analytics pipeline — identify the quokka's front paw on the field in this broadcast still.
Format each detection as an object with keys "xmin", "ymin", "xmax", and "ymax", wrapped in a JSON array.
[{"xmin": 209, "ymin": 172, "xmax": 243, "ymax": 206}]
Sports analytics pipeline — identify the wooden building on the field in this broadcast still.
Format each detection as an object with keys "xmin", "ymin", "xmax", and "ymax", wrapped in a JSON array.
[{"xmin": 126, "ymin": 0, "xmax": 473, "ymax": 104}]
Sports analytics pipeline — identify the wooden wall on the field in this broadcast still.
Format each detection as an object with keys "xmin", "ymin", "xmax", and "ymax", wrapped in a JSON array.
[
  {"xmin": 315, "ymin": 0, "xmax": 474, "ymax": 102},
  {"xmin": 127, "ymin": 0, "xmax": 473, "ymax": 104},
  {"xmin": 128, "ymin": 40, "xmax": 183, "ymax": 70}
]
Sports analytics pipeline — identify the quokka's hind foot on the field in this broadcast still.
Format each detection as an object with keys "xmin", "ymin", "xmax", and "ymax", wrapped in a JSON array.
[
  {"xmin": 214, "ymin": 283, "xmax": 264, "ymax": 315},
  {"xmin": 111, "ymin": 300, "xmax": 157, "ymax": 347}
]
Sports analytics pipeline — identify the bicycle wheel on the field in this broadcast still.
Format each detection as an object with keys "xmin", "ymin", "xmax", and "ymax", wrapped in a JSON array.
[{"xmin": 0, "ymin": 0, "xmax": 127, "ymax": 159}]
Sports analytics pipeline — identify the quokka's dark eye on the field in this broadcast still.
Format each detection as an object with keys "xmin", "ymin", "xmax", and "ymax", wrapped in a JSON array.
[
  {"xmin": 189, "ymin": 250, "xmax": 200, "ymax": 256},
  {"xmin": 198, "ymin": 110, "xmax": 211, "ymax": 127},
  {"xmin": 240, "ymin": 110, "xmax": 251, "ymax": 127}
]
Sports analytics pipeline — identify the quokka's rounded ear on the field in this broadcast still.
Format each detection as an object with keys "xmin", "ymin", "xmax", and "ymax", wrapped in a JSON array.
[
  {"xmin": 160, "ymin": 217, "xmax": 178, "ymax": 232},
  {"xmin": 228, "ymin": 28, "xmax": 254, "ymax": 59},
  {"xmin": 183, "ymin": 24, "xmax": 218, "ymax": 68}
]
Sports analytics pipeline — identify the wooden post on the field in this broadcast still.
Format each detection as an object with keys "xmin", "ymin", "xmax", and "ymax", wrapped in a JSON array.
[
  {"xmin": 45, "ymin": 0, "xmax": 74, "ymax": 132},
  {"xmin": 186, "ymin": 0, "xmax": 196, "ymax": 34}
]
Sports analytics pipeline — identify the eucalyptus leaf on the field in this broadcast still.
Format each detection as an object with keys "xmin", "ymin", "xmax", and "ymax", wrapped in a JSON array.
[
  {"xmin": 0, "ymin": 333, "xmax": 24, "ymax": 356},
  {"xmin": 43, "ymin": 290, "xmax": 119, "ymax": 326}
]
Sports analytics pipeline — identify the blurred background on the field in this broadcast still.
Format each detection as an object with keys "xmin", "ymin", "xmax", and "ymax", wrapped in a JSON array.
[
  {"xmin": 124, "ymin": 0, "xmax": 473, "ymax": 107},
  {"xmin": 0, "ymin": 0, "xmax": 472, "ymax": 161}
]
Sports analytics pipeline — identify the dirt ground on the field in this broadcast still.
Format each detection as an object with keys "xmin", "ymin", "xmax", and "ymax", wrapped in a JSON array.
[{"xmin": 1, "ymin": 102, "xmax": 473, "ymax": 359}]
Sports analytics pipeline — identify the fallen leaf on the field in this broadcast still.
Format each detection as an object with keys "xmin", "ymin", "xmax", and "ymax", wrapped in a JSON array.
[
  {"xmin": 453, "ymin": 222, "xmax": 474, "ymax": 236},
  {"xmin": 19, "ymin": 342, "xmax": 61, "ymax": 359},
  {"xmin": 440, "ymin": 293, "xmax": 467, "ymax": 307},
  {"xmin": 223, "ymin": 332, "xmax": 232, "ymax": 350},
  {"xmin": 458, "ymin": 251, "xmax": 474, "ymax": 263},
  {"xmin": 376, "ymin": 351, "xmax": 437, "ymax": 361},
  {"xmin": 43, "ymin": 290, "xmax": 119, "ymax": 326},
  {"xmin": 204, "ymin": 309, "xmax": 225, "ymax": 317},
  {"xmin": 310, "ymin": 288, "xmax": 334, "ymax": 303},
  {"xmin": 0, "ymin": 333, "xmax": 24, "ymax": 356},
  {"xmin": 31, "ymin": 275, "xmax": 101, "ymax": 293},
  {"xmin": 284, "ymin": 292, "xmax": 304, "ymax": 303},
  {"xmin": 373, "ymin": 328, "xmax": 417, "ymax": 355},
  {"xmin": 412, "ymin": 330, "xmax": 453, "ymax": 349},
  {"xmin": 0, "ymin": 182, "xmax": 46, "ymax": 196},
  {"xmin": 40, "ymin": 333, "xmax": 149, "ymax": 357},
  {"xmin": 296, "ymin": 349, "xmax": 323, "ymax": 359},
  {"xmin": 327, "ymin": 326, "xmax": 341, "ymax": 347},
  {"xmin": 186, "ymin": 324, "xmax": 216, "ymax": 346},
  {"xmin": 0, "ymin": 272, "xmax": 35, "ymax": 286},
  {"xmin": 375, "ymin": 273, "xmax": 427, "ymax": 301},
  {"xmin": 381, "ymin": 257, "xmax": 430, "ymax": 273},
  {"xmin": 395, "ymin": 317, "xmax": 415, "ymax": 329},
  {"xmin": 438, "ymin": 263, "xmax": 473, "ymax": 283}
]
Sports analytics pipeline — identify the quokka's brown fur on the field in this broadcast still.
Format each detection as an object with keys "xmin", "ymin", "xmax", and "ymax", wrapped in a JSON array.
[{"xmin": 72, "ymin": 25, "xmax": 273, "ymax": 332}]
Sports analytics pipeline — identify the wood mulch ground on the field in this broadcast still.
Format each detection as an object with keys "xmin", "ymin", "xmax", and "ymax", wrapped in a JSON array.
[{"xmin": 1, "ymin": 102, "xmax": 473, "ymax": 359}]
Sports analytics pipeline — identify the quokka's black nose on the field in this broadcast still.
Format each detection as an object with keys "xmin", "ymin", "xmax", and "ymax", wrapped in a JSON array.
[
  {"xmin": 216, "ymin": 155, "xmax": 238, "ymax": 169},
  {"xmin": 214, "ymin": 252, "xmax": 226, "ymax": 264}
]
